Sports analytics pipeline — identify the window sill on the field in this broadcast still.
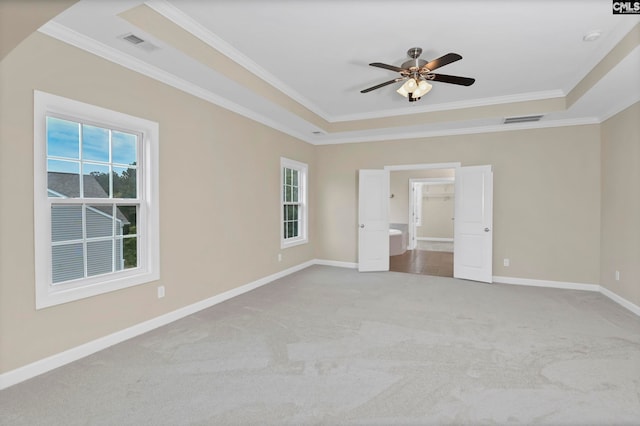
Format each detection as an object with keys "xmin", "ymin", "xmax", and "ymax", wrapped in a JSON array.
[
  {"xmin": 281, "ymin": 238, "xmax": 308, "ymax": 249},
  {"xmin": 36, "ymin": 268, "xmax": 159, "ymax": 310}
]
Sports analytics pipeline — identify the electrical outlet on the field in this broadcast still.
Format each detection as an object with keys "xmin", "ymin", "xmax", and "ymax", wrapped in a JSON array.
[
  {"xmin": 277, "ymin": 253, "xmax": 282, "ymax": 262},
  {"xmin": 157, "ymin": 286, "xmax": 165, "ymax": 298},
  {"xmin": 615, "ymin": 270, "xmax": 620, "ymax": 281},
  {"xmin": 503, "ymin": 258, "xmax": 510, "ymax": 267}
]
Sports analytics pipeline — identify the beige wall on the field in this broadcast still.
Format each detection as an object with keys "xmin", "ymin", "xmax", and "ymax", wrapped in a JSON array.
[
  {"xmin": 0, "ymin": 33, "xmax": 316, "ymax": 373},
  {"xmin": 316, "ymin": 125, "xmax": 602, "ymax": 284},
  {"xmin": 0, "ymin": 0, "xmax": 79, "ymax": 61},
  {"xmin": 600, "ymin": 102, "xmax": 640, "ymax": 307},
  {"xmin": 389, "ymin": 169, "xmax": 454, "ymax": 224},
  {"xmin": 418, "ymin": 184, "xmax": 455, "ymax": 239},
  {"xmin": 0, "ymin": 11, "xmax": 636, "ymax": 378}
]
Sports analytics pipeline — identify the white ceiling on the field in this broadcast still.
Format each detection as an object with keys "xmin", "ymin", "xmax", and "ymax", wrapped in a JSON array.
[{"xmin": 41, "ymin": 0, "xmax": 640, "ymax": 144}]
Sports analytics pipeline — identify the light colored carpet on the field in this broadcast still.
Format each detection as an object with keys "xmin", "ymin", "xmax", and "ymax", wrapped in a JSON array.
[{"xmin": 2, "ymin": 266, "xmax": 639, "ymax": 425}]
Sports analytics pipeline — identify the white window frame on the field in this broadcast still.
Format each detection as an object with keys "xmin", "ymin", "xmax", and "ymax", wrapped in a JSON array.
[
  {"xmin": 280, "ymin": 157, "xmax": 308, "ymax": 249},
  {"xmin": 34, "ymin": 91, "xmax": 160, "ymax": 309}
]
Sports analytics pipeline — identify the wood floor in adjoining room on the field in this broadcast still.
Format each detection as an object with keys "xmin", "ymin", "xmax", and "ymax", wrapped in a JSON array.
[{"xmin": 390, "ymin": 249, "xmax": 453, "ymax": 277}]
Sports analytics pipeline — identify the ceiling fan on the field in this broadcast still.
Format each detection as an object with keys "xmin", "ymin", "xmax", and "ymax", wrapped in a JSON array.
[{"xmin": 361, "ymin": 47, "xmax": 475, "ymax": 102}]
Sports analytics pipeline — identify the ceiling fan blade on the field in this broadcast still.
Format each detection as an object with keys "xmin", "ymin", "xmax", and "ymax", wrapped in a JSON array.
[
  {"xmin": 428, "ymin": 73, "xmax": 475, "ymax": 86},
  {"xmin": 360, "ymin": 78, "xmax": 404, "ymax": 93},
  {"xmin": 369, "ymin": 62, "xmax": 406, "ymax": 73},
  {"xmin": 423, "ymin": 53, "xmax": 462, "ymax": 71}
]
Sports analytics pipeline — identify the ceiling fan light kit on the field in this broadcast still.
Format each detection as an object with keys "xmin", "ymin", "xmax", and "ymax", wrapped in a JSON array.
[
  {"xmin": 361, "ymin": 47, "xmax": 475, "ymax": 102},
  {"xmin": 397, "ymin": 78, "xmax": 433, "ymax": 102}
]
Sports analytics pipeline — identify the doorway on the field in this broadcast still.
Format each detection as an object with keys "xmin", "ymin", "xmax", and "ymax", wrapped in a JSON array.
[
  {"xmin": 389, "ymin": 249, "xmax": 454, "ymax": 277},
  {"xmin": 358, "ymin": 163, "xmax": 493, "ymax": 282},
  {"xmin": 389, "ymin": 170, "xmax": 455, "ymax": 277}
]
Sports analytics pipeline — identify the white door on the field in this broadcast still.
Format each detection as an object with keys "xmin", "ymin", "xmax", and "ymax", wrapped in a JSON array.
[
  {"xmin": 454, "ymin": 165, "xmax": 493, "ymax": 283},
  {"xmin": 358, "ymin": 169, "xmax": 390, "ymax": 272}
]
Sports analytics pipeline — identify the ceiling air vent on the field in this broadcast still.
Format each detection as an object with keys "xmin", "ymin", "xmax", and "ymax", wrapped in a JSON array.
[
  {"xmin": 123, "ymin": 34, "xmax": 145, "ymax": 45},
  {"xmin": 503, "ymin": 115, "xmax": 544, "ymax": 124},
  {"xmin": 120, "ymin": 33, "xmax": 159, "ymax": 52}
]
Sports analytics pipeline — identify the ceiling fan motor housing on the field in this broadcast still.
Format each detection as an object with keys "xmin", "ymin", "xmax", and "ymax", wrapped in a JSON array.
[
  {"xmin": 403, "ymin": 47, "xmax": 427, "ymax": 72},
  {"xmin": 401, "ymin": 58, "xmax": 428, "ymax": 72}
]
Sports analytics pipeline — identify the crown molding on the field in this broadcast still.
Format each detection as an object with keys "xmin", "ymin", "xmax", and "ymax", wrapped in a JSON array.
[
  {"xmin": 143, "ymin": 0, "xmax": 576, "ymax": 125},
  {"xmin": 36, "ymin": 20, "xmax": 623, "ymax": 148},
  {"xmin": 598, "ymin": 93, "xmax": 640, "ymax": 123},
  {"xmin": 331, "ymin": 90, "xmax": 566, "ymax": 123},
  {"xmin": 563, "ymin": 22, "xmax": 640, "ymax": 101},
  {"xmin": 313, "ymin": 116, "xmax": 600, "ymax": 145},
  {"xmin": 144, "ymin": 0, "xmax": 333, "ymax": 122},
  {"xmin": 37, "ymin": 21, "xmax": 315, "ymax": 144}
]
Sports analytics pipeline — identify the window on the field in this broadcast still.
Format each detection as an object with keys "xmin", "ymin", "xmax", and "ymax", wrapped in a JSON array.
[
  {"xmin": 34, "ymin": 91, "xmax": 159, "ymax": 309},
  {"xmin": 281, "ymin": 157, "xmax": 308, "ymax": 248}
]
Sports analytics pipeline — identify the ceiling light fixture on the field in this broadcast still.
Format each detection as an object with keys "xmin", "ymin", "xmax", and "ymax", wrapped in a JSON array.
[
  {"xmin": 396, "ymin": 77, "xmax": 432, "ymax": 102},
  {"xmin": 583, "ymin": 30, "xmax": 601, "ymax": 42}
]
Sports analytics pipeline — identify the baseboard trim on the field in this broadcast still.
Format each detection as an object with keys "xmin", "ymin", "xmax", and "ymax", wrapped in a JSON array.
[
  {"xmin": 493, "ymin": 275, "xmax": 600, "ymax": 292},
  {"xmin": 0, "ymin": 260, "xmax": 315, "ymax": 390},
  {"xmin": 599, "ymin": 285, "xmax": 640, "ymax": 316},
  {"xmin": 417, "ymin": 237, "xmax": 454, "ymax": 242},
  {"xmin": 3, "ymin": 263, "xmax": 636, "ymax": 389},
  {"xmin": 314, "ymin": 259, "xmax": 358, "ymax": 269},
  {"xmin": 494, "ymin": 275, "xmax": 639, "ymax": 316}
]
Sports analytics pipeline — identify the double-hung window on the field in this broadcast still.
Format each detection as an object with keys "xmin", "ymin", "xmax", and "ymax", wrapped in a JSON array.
[
  {"xmin": 34, "ymin": 91, "xmax": 159, "ymax": 309},
  {"xmin": 281, "ymin": 157, "xmax": 308, "ymax": 248}
]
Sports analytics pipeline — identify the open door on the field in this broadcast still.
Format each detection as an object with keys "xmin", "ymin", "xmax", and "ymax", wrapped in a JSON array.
[
  {"xmin": 454, "ymin": 165, "xmax": 493, "ymax": 283},
  {"xmin": 358, "ymin": 169, "xmax": 390, "ymax": 272}
]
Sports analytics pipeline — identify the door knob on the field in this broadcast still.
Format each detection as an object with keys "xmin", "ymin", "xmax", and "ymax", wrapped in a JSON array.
[
  {"xmin": 360, "ymin": 224, "xmax": 365, "ymax": 228},
  {"xmin": 484, "ymin": 227, "xmax": 490, "ymax": 232}
]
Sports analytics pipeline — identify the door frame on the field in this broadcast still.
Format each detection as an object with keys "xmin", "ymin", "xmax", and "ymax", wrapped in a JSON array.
[
  {"xmin": 363, "ymin": 162, "xmax": 492, "ymax": 282},
  {"xmin": 385, "ymin": 162, "xmax": 460, "ymax": 251},
  {"xmin": 384, "ymin": 162, "xmax": 461, "ymax": 172}
]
